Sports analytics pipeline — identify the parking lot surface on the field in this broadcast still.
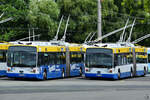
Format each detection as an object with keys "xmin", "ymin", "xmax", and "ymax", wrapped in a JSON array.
[{"xmin": 0, "ymin": 75, "xmax": 150, "ymax": 100}]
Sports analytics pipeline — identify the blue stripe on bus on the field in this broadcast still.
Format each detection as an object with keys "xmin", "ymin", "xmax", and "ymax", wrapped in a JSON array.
[
  {"xmin": 7, "ymin": 63, "xmax": 84, "ymax": 79},
  {"xmin": 148, "ymin": 63, "xmax": 150, "ymax": 73},
  {"xmin": 85, "ymin": 70, "xmax": 145, "ymax": 79},
  {"xmin": 136, "ymin": 70, "xmax": 145, "ymax": 76},
  {"xmin": 120, "ymin": 72, "xmax": 131, "ymax": 78},
  {"xmin": 0, "ymin": 70, "xmax": 6, "ymax": 76},
  {"xmin": 7, "ymin": 73, "xmax": 43, "ymax": 79},
  {"xmin": 85, "ymin": 73, "xmax": 118, "ymax": 79}
]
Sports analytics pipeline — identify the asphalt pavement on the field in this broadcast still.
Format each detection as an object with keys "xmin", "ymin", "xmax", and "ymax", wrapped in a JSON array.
[{"xmin": 0, "ymin": 75, "xmax": 150, "ymax": 100}]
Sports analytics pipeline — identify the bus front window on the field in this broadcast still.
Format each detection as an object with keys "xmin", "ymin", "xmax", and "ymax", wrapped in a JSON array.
[
  {"xmin": 8, "ymin": 51, "xmax": 36, "ymax": 67},
  {"xmin": 86, "ymin": 53, "xmax": 113, "ymax": 68}
]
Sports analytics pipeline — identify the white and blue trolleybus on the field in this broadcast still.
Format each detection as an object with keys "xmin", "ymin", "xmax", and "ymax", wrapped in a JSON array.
[{"xmin": 85, "ymin": 46, "xmax": 148, "ymax": 79}]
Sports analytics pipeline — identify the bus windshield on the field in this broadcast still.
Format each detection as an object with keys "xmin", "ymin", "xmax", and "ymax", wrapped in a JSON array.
[
  {"xmin": 0, "ymin": 50, "xmax": 6, "ymax": 62},
  {"xmin": 85, "ymin": 48, "xmax": 113, "ymax": 68},
  {"xmin": 7, "ymin": 46, "xmax": 37, "ymax": 67}
]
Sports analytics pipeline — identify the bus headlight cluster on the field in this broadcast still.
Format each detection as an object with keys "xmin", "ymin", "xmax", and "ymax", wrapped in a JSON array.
[
  {"xmin": 7, "ymin": 68, "xmax": 13, "ymax": 72},
  {"xmin": 109, "ymin": 69, "xmax": 113, "ymax": 73},
  {"xmin": 85, "ymin": 68, "xmax": 89, "ymax": 72},
  {"xmin": 31, "ymin": 68, "xmax": 36, "ymax": 73},
  {"xmin": 7, "ymin": 68, "xmax": 11, "ymax": 72}
]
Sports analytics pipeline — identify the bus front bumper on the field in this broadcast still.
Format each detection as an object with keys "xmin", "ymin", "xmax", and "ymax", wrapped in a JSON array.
[
  {"xmin": 7, "ymin": 73, "xmax": 43, "ymax": 79},
  {"xmin": 0, "ymin": 70, "xmax": 6, "ymax": 76},
  {"xmin": 85, "ymin": 73, "xmax": 118, "ymax": 79}
]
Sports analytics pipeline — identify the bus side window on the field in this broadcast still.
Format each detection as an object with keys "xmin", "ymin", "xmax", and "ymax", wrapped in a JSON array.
[
  {"xmin": 81, "ymin": 53, "xmax": 84, "ymax": 63},
  {"xmin": 70, "ymin": 52, "xmax": 82, "ymax": 64},
  {"xmin": 60, "ymin": 52, "xmax": 66, "ymax": 64},
  {"xmin": 114, "ymin": 54, "xmax": 118, "ymax": 66},
  {"xmin": 56, "ymin": 53, "xmax": 61, "ymax": 65},
  {"xmin": 78, "ymin": 52, "xmax": 84, "ymax": 63},
  {"xmin": 3, "ymin": 51, "xmax": 6, "ymax": 62},
  {"xmin": 49, "ymin": 53, "xmax": 55, "ymax": 65},
  {"xmin": 118, "ymin": 55, "xmax": 121, "ymax": 66},
  {"xmin": 38, "ymin": 53, "xmax": 44, "ymax": 66},
  {"xmin": 44, "ymin": 53, "xmax": 49, "ymax": 66},
  {"xmin": 62, "ymin": 53, "xmax": 66, "ymax": 64},
  {"xmin": 70, "ymin": 52, "xmax": 74, "ymax": 64},
  {"xmin": 128, "ymin": 54, "xmax": 132, "ymax": 64},
  {"xmin": 0, "ymin": 51, "xmax": 6, "ymax": 62},
  {"xmin": 123, "ymin": 54, "xmax": 127, "ymax": 65}
]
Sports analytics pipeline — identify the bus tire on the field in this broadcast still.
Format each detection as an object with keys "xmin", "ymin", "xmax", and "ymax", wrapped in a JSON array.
[
  {"xmin": 79, "ymin": 68, "xmax": 82, "ymax": 76},
  {"xmin": 62, "ymin": 69, "xmax": 65, "ymax": 78},
  {"xmin": 43, "ymin": 70, "xmax": 47, "ymax": 80},
  {"xmin": 130, "ymin": 68, "xmax": 133, "ymax": 78},
  {"xmin": 144, "ymin": 67, "xmax": 146, "ymax": 76},
  {"xmin": 118, "ymin": 69, "xmax": 121, "ymax": 79}
]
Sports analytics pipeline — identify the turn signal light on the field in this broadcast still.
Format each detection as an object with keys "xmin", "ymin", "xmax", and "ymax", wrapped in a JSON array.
[
  {"xmin": 109, "ymin": 69, "xmax": 112, "ymax": 73},
  {"xmin": 85, "ymin": 68, "xmax": 89, "ymax": 72},
  {"xmin": 8, "ymin": 68, "xmax": 11, "ymax": 72},
  {"xmin": 32, "ymin": 69, "xmax": 36, "ymax": 73}
]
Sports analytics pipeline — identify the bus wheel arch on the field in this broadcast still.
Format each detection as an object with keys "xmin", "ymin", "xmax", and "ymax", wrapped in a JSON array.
[
  {"xmin": 79, "ymin": 67, "xmax": 83, "ymax": 76},
  {"xmin": 62, "ymin": 68, "xmax": 65, "ymax": 78},
  {"xmin": 42, "ymin": 69, "xmax": 47, "ymax": 80},
  {"xmin": 118, "ymin": 69, "xmax": 121, "ymax": 79},
  {"xmin": 144, "ymin": 67, "xmax": 147, "ymax": 76},
  {"xmin": 130, "ymin": 68, "xmax": 133, "ymax": 77}
]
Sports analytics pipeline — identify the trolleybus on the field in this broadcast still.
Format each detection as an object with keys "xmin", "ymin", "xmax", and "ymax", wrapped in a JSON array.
[
  {"xmin": 6, "ymin": 43, "xmax": 85, "ymax": 80},
  {"xmin": 147, "ymin": 48, "xmax": 150, "ymax": 73},
  {"xmin": 85, "ymin": 47, "xmax": 148, "ymax": 79},
  {"xmin": 0, "ymin": 42, "xmax": 11, "ymax": 76}
]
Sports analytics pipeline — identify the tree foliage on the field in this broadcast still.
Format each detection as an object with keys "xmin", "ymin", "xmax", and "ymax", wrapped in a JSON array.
[
  {"xmin": 28, "ymin": 0, "xmax": 60, "ymax": 40},
  {"xmin": 0, "ymin": 0, "xmax": 28, "ymax": 41},
  {"xmin": 0, "ymin": 0, "xmax": 150, "ymax": 46}
]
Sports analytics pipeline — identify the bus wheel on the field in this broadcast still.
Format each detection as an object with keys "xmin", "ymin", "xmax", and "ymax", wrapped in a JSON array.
[
  {"xmin": 144, "ymin": 67, "xmax": 146, "ymax": 76},
  {"xmin": 43, "ymin": 71, "xmax": 47, "ymax": 80},
  {"xmin": 130, "ymin": 69, "xmax": 133, "ymax": 78},
  {"xmin": 79, "ymin": 68, "xmax": 82, "ymax": 76},
  {"xmin": 62, "ymin": 69, "xmax": 65, "ymax": 78},
  {"xmin": 118, "ymin": 70, "xmax": 121, "ymax": 79}
]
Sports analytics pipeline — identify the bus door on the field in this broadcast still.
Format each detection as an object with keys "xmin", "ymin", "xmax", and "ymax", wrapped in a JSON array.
[
  {"xmin": 132, "ymin": 48, "xmax": 137, "ymax": 76},
  {"xmin": 65, "ymin": 47, "xmax": 70, "ymax": 77}
]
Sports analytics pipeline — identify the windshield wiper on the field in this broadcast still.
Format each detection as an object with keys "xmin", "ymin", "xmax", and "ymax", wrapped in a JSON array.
[
  {"xmin": 12, "ymin": 64, "xmax": 35, "ymax": 67},
  {"xmin": 89, "ymin": 64, "xmax": 112, "ymax": 68}
]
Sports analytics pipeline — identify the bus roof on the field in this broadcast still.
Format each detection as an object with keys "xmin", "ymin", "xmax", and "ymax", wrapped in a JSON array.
[
  {"xmin": 86, "ymin": 46, "xmax": 147, "ymax": 54},
  {"xmin": 69, "ymin": 46, "xmax": 85, "ymax": 52},
  {"xmin": 0, "ymin": 43, "xmax": 12, "ymax": 50},
  {"xmin": 37, "ymin": 45, "xmax": 66, "ymax": 52},
  {"xmin": 8, "ymin": 44, "xmax": 85, "ymax": 52}
]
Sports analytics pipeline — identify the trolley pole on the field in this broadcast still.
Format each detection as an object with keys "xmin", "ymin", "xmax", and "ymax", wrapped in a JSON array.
[
  {"xmin": 28, "ymin": 24, "xmax": 31, "ymax": 42},
  {"xmin": 33, "ymin": 28, "xmax": 35, "ymax": 41},
  {"xmin": 98, "ymin": 0, "xmax": 102, "ymax": 42}
]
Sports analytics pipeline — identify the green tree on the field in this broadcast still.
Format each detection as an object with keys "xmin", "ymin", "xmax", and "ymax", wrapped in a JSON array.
[
  {"xmin": 28, "ymin": 0, "xmax": 60, "ymax": 40},
  {"xmin": 0, "ymin": 0, "xmax": 28, "ymax": 41},
  {"xmin": 120, "ymin": 0, "xmax": 150, "ymax": 46},
  {"xmin": 57, "ymin": 0, "xmax": 118, "ymax": 43}
]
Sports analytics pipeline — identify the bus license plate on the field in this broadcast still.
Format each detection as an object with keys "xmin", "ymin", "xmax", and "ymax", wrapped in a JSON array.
[
  {"xmin": 97, "ymin": 71, "xmax": 101, "ymax": 76},
  {"xmin": 19, "ymin": 74, "xmax": 24, "ymax": 76}
]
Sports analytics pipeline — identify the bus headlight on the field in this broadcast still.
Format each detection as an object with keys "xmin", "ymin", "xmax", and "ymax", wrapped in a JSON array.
[
  {"xmin": 85, "ymin": 68, "xmax": 89, "ymax": 72},
  {"xmin": 7, "ymin": 68, "xmax": 11, "ymax": 72},
  {"xmin": 31, "ymin": 68, "xmax": 36, "ymax": 73},
  {"xmin": 33, "ymin": 69, "xmax": 36, "ymax": 73},
  {"xmin": 109, "ymin": 69, "xmax": 113, "ymax": 73}
]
